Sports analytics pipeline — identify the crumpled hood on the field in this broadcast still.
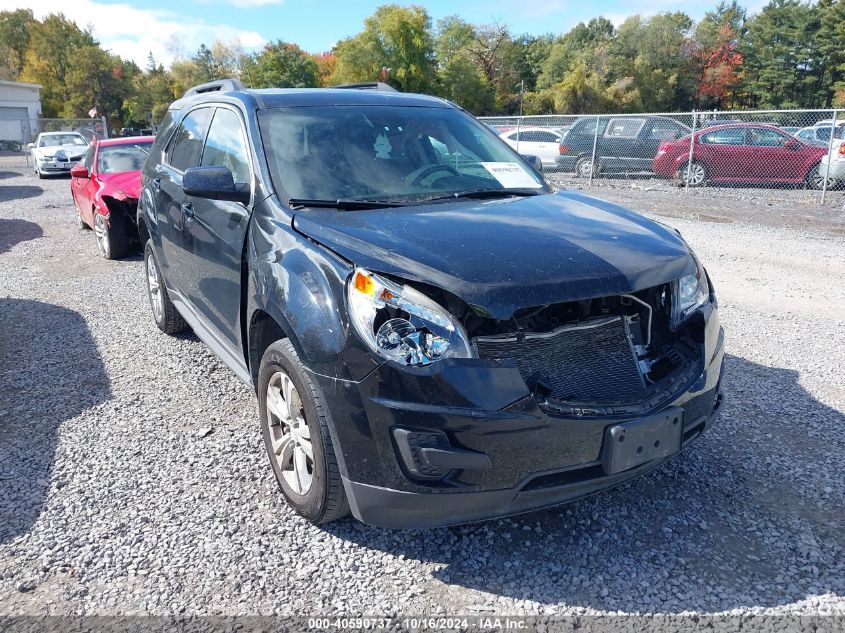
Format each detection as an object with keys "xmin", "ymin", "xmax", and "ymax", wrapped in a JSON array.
[
  {"xmin": 292, "ymin": 191, "xmax": 695, "ymax": 319},
  {"xmin": 98, "ymin": 171, "xmax": 142, "ymax": 199},
  {"xmin": 39, "ymin": 145, "xmax": 86, "ymax": 159}
]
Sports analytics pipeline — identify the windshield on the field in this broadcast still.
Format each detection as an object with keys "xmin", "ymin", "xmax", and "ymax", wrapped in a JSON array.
[
  {"xmin": 39, "ymin": 134, "xmax": 87, "ymax": 148},
  {"xmin": 259, "ymin": 105, "xmax": 545, "ymax": 203},
  {"xmin": 97, "ymin": 142, "xmax": 152, "ymax": 173}
]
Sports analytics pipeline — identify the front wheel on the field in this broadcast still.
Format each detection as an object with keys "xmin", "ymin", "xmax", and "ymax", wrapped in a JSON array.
[
  {"xmin": 258, "ymin": 339, "xmax": 349, "ymax": 525},
  {"xmin": 679, "ymin": 161, "xmax": 707, "ymax": 187},
  {"xmin": 93, "ymin": 213, "xmax": 130, "ymax": 260}
]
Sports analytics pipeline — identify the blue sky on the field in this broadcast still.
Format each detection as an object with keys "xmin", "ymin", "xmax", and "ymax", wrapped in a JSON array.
[{"xmin": 0, "ymin": 0, "xmax": 767, "ymax": 67}]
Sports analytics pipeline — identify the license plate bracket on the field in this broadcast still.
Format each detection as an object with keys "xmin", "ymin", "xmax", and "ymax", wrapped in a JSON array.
[{"xmin": 601, "ymin": 407, "xmax": 684, "ymax": 475}]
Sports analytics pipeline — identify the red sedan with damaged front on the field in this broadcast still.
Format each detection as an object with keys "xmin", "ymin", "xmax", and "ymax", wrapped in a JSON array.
[
  {"xmin": 652, "ymin": 123, "xmax": 830, "ymax": 189},
  {"xmin": 71, "ymin": 136, "xmax": 154, "ymax": 260}
]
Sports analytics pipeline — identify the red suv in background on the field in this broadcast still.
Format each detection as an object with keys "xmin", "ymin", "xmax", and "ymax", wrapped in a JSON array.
[
  {"xmin": 652, "ymin": 124, "xmax": 831, "ymax": 189},
  {"xmin": 71, "ymin": 136, "xmax": 154, "ymax": 259}
]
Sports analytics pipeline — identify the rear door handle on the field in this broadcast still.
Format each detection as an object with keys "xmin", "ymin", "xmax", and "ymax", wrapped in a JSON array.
[
  {"xmin": 181, "ymin": 202, "xmax": 194, "ymax": 219},
  {"xmin": 152, "ymin": 178, "xmax": 161, "ymax": 191}
]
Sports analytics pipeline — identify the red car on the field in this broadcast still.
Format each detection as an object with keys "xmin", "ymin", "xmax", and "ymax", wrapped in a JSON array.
[
  {"xmin": 70, "ymin": 136, "xmax": 154, "ymax": 259},
  {"xmin": 652, "ymin": 123, "xmax": 830, "ymax": 189}
]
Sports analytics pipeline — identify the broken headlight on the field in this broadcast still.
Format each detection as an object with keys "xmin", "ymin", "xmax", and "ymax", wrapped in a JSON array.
[
  {"xmin": 347, "ymin": 268, "xmax": 474, "ymax": 366},
  {"xmin": 672, "ymin": 258, "xmax": 710, "ymax": 327}
]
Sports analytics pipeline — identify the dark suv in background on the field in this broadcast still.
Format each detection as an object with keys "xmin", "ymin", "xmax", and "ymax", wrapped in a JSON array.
[
  {"xmin": 557, "ymin": 115, "xmax": 690, "ymax": 177},
  {"xmin": 139, "ymin": 79, "xmax": 724, "ymax": 528}
]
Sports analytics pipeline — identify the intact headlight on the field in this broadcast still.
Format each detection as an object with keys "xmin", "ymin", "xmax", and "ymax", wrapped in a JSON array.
[
  {"xmin": 672, "ymin": 257, "xmax": 710, "ymax": 326},
  {"xmin": 347, "ymin": 268, "xmax": 474, "ymax": 366}
]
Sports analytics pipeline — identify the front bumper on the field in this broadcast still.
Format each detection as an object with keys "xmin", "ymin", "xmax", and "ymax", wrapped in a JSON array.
[
  {"xmin": 819, "ymin": 156, "xmax": 845, "ymax": 180},
  {"xmin": 316, "ymin": 309, "xmax": 725, "ymax": 529}
]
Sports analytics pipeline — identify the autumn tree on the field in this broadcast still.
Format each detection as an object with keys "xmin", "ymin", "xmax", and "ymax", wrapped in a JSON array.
[
  {"xmin": 241, "ymin": 41, "xmax": 318, "ymax": 88},
  {"xmin": 19, "ymin": 14, "xmax": 96, "ymax": 117},
  {"xmin": 333, "ymin": 4, "xmax": 435, "ymax": 92}
]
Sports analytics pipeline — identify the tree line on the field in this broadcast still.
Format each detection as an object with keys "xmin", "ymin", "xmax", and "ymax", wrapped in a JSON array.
[{"xmin": 2, "ymin": 0, "xmax": 845, "ymax": 130}]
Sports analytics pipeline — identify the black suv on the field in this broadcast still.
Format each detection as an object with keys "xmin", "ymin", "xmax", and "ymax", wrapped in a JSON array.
[
  {"xmin": 139, "ymin": 80, "xmax": 724, "ymax": 528},
  {"xmin": 557, "ymin": 115, "xmax": 690, "ymax": 177}
]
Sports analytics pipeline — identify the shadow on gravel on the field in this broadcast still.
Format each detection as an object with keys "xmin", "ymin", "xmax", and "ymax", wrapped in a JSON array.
[
  {"xmin": 0, "ymin": 219, "xmax": 43, "ymax": 255},
  {"xmin": 0, "ymin": 185, "xmax": 43, "ymax": 202},
  {"xmin": 0, "ymin": 170, "xmax": 21, "ymax": 181},
  {"xmin": 0, "ymin": 299, "xmax": 111, "ymax": 543},
  {"xmin": 327, "ymin": 353, "xmax": 845, "ymax": 613}
]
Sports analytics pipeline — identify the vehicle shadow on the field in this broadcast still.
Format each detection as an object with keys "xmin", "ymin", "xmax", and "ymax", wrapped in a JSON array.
[
  {"xmin": 324, "ymin": 353, "xmax": 844, "ymax": 613},
  {"xmin": 0, "ymin": 170, "xmax": 21, "ymax": 180},
  {"xmin": 0, "ymin": 299, "xmax": 111, "ymax": 544},
  {"xmin": 0, "ymin": 219, "xmax": 43, "ymax": 255},
  {"xmin": 0, "ymin": 185, "xmax": 43, "ymax": 202}
]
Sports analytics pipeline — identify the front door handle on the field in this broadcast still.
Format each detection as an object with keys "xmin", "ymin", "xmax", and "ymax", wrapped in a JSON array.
[{"xmin": 181, "ymin": 202, "xmax": 194, "ymax": 219}]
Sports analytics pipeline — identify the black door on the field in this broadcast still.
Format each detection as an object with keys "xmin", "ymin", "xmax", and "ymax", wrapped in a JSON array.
[
  {"xmin": 183, "ymin": 106, "xmax": 253, "ymax": 352},
  {"xmin": 154, "ymin": 107, "xmax": 213, "ymax": 298},
  {"xmin": 636, "ymin": 118, "xmax": 688, "ymax": 172}
]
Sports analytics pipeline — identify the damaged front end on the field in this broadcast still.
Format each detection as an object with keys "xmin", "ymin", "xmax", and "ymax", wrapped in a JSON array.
[
  {"xmin": 466, "ymin": 283, "xmax": 704, "ymax": 418},
  {"xmin": 328, "ymin": 271, "xmax": 724, "ymax": 528}
]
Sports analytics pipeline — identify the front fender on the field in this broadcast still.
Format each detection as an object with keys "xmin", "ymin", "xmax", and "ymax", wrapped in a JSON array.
[{"xmin": 247, "ymin": 208, "xmax": 378, "ymax": 381}]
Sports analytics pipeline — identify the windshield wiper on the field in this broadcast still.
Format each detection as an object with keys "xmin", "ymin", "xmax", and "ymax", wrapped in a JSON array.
[
  {"xmin": 415, "ymin": 188, "xmax": 545, "ymax": 203},
  {"xmin": 288, "ymin": 198, "xmax": 406, "ymax": 210}
]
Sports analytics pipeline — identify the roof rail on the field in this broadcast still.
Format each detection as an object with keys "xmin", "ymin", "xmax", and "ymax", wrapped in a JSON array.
[
  {"xmin": 334, "ymin": 82, "xmax": 398, "ymax": 92},
  {"xmin": 183, "ymin": 78, "xmax": 245, "ymax": 98}
]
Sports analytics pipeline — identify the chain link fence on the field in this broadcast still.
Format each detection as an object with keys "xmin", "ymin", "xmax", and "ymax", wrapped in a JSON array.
[
  {"xmin": 480, "ymin": 109, "xmax": 844, "ymax": 204},
  {"xmin": 0, "ymin": 117, "xmax": 108, "ymax": 153}
]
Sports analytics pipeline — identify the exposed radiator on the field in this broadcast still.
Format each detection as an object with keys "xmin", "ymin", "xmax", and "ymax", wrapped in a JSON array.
[{"xmin": 474, "ymin": 316, "xmax": 646, "ymax": 403}]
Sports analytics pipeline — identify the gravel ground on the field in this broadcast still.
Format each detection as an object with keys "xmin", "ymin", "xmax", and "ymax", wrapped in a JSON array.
[{"xmin": 1, "ymin": 155, "xmax": 843, "ymax": 622}]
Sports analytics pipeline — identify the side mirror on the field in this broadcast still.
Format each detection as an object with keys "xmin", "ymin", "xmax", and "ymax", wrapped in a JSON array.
[
  {"xmin": 26, "ymin": 142, "xmax": 34, "ymax": 150},
  {"xmin": 521, "ymin": 154, "xmax": 543, "ymax": 173},
  {"xmin": 70, "ymin": 165, "xmax": 88, "ymax": 179},
  {"xmin": 183, "ymin": 165, "xmax": 250, "ymax": 203},
  {"xmin": 784, "ymin": 139, "xmax": 802, "ymax": 150}
]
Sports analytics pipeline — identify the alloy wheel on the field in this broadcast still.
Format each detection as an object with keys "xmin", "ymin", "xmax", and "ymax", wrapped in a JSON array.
[
  {"xmin": 265, "ymin": 370, "xmax": 314, "ymax": 496},
  {"xmin": 681, "ymin": 163, "xmax": 706, "ymax": 187},
  {"xmin": 94, "ymin": 215, "xmax": 110, "ymax": 258},
  {"xmin": 145, "ymin": 252, "xmax": 164, "ymax": 323}
]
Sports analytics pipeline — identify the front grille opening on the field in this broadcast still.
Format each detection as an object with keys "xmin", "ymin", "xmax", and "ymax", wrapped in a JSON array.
[
  {"xmin": 466, "ymin": 284, "xmax": 703, "ymax": 414},
  {"xmin": 521, "ymin": 463, "xmax": 605, "ymax": 491}
]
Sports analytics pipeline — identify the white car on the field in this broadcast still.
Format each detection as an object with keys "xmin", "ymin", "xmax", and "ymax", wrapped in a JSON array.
[
  {"xmin": 28, "ymin": 132, "xmax": 89, "ymax": 178},
  {"xmin": 499, "ymin": 127, "xmax": 564, "ymax": 169},
  {"xmin": 819, "ymin": 140, "xmax": 845, "ymax": 182}
]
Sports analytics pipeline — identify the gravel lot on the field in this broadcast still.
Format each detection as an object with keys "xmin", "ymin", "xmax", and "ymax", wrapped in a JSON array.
[{"xmin": 1, "ymin": 154, "xmax": 843, "ymax": 623}]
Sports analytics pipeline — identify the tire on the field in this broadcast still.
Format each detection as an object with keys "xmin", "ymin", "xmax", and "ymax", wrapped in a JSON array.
[
  {"xmin": 144, "ymin": 242, "xmax": 189, "ymax": 335},
  {"xmin": 575, "ymin": 156, "xmax": 599, "ymax": 178},
  {"xmin": 258, "ymin": 339, "xmax": 349, "ymax": 525},
  {"xmin": 679, "ymin": 161, "xmax": 707, "ymax": 187},
  {"xmin": 94, "ymin": 212, "xmax": 130, "ymax": 260},
  {"xmin": 806, "ymin": 164, "xmax": 835, "ymax": 190},
  {"xmin": 36, "ymin": 169, "xmax": 44, "ymax": 179}
]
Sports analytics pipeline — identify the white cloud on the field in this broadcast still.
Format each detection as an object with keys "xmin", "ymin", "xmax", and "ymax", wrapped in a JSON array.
[{"xmin": 0, "ymin": 0, "xmax": 266, "ymax": 67}]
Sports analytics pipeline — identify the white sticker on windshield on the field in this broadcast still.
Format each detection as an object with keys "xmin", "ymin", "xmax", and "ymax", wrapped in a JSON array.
[{"xmin": 480, "ymin": 162, "xmax": 542, "ymax": 188}]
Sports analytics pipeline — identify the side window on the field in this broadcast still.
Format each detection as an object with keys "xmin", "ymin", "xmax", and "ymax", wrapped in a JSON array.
[
  {"xmin": 797, "ymin": 129, "xmax": 813, "ymax": 141},
  {"xmin": 201, "ymin": 108, "xmax": 251, "ymax": 184},
  {"xmin": 575, "ymin": 118, "xmax": 606, "ymax": 137},
  {"xmin": 167, "ymin": 107, "xmax": 213, "ymax": 172},
  {"xmin": 648, "ymin": 119, "xmax": 683, "ymax": 140},
  {"xmin": 82, "ymin": 146, "xmax": 95, "ymax": 170},
  {"xmin": 534, "ymin": 131, "xmax": 559, "ymax": 143},
  {"xmin": 748, "ymin": 128, "xmax": 789, "ymax": 147},
  {"xmin": 506, "ymin": 132, "xmax": 519, "ymax": 141},
  {"xmin": 605, "ymin": 118, "xmax": 645, "ymax": 139},
  {"xmin": 700, "ymin": 129, "xmax": 746, "ymax": 145},
  {"xmin": 815, "ymin": 127, "xmax": 831, "ymax": 142}
]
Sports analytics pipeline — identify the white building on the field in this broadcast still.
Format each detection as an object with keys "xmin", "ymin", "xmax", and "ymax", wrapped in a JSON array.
[{"xmin": 0, "ymin": 80, "xmax": 42, "ymax": 143}]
